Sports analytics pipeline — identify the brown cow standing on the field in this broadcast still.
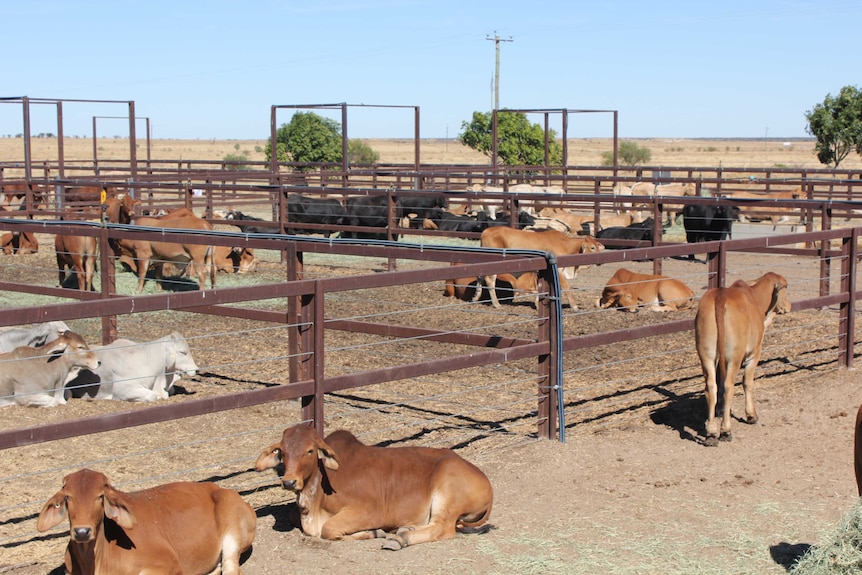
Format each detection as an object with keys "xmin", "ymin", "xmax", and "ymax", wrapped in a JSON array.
[
  {"xmin": 115, "ymin": 212, "xmax": 214, "ymax": 292},
  {"xmin": 475, "ymin": 227, "xmax": 603, "ymax": 309},
  {"xmin": 255, "ymin": 424, "xmax": 493, "ymax": 550},
  {"xmin": 694, "ymin": 272, "xmax": 790, "ymax": 446},
  {"xmin": 56, "ymin": 234, "xmax": 98, "ymax": 291},
  {"xmin": 37, "ymin": 468, "xmax": 257, "ymax": 575}
]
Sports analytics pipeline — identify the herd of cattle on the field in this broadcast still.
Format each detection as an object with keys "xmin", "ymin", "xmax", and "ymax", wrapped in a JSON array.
[
  {"xmin": 4, "ymin": 266, "xmax": 793, "ymax": 572},
  {"xmin": 0, "ymin": 181, "xmax": 807, "ymax": 295},
  {"xmin": 1, "ymin": 181, "xmax": 810, "ymax": 572}
]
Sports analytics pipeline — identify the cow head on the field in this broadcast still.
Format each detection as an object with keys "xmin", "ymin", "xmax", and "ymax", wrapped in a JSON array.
[
  {"xmin": 255, "ymin": 424, "xmax": 339, "ymax": 492},
  {"xmin": 37, "ymin": 469, "xmax": 138, "ymax": 543}
]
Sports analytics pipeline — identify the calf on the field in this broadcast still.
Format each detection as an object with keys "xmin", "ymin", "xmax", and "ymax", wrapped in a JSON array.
[
  {"xmin": 56, "ymin": 234, "xmax": 98, "ymax": 291},
  {"xmin": 214, "ymin": 246, "xmax": 258, "ymax": 274},
  {"xmin": 597, "ymin": 268, "xmax": 696, "ymax": 312},
  {"xmin": 0, "ymin": 331, "xmax": 99, "ymax": 407},
  {"xmin": 445, "ymin": 266, "xmax": 539, "ymax": 306},
  {"xmin": 37, "ymin": 468, "xmax": 257, "ymax": 575},
  {"xmin": 694, "ymin": 272, "xmax": 790, "ymax": 445},
  {"xmin": 66, "ymin": 332, "xmax": 199, "ymax": 402},
  {"xmin": 255, "ymin": 424, "xmax": 493, "ymax": 550},
  {"xmin": 224, "ymin": 209, "xmax": 271, "ymax": 234},
  {"xmin": 425, "ymin": 208, "xmax": 488, "ymax": 233}
]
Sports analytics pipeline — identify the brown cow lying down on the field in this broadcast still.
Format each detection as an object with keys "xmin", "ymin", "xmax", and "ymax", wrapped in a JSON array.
[
  {"xmin": 597, "ymin": 268, "xmax": 696, "ymax": 312},
  {"xmin": 445, "ymin": 268, "xmax": 569, "ymax": 308},
  {"xmin": 694, "ymin": 271, "xmax": 790, "ymax": 446},
  {"xmin": 255, "ymin": 424, "xmax": 494, "ymax": 550},
  {"xmin": 37, "ymin": 468, "xmax": 257, "ymax": 575}
]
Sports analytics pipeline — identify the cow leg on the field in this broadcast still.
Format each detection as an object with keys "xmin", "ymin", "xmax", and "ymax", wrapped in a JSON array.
[
  {"xmin": 741, "ymin": 351, "xmax": 760, "ymax": 425},
  {"xmin": 319, "ymin": 512, "xmax": 387, "ymax": 542},
  {"xmin": 558, "ymin": 275, "xmax": 578, "ymax": 310},
  {"xmin": 84, "ymin": 255, "xmax": 96, "ymax": 291},
  {"xmin": 480, "ymin": 275, "xmax": 501, "ymax": 308},
  {"xmin": 719, "ymin": 362, "xmax": 739, "ymax": 441},
  {"xmin": 702, "ymin": 363, "xmax": 720, "ymax": 446},
  {"xmin": 382, "ymin": 516, "xmax": 456, "ymax": 550},
  {"xmin": 73, "ymin": 257, "xmax": 86, "ymax": 291}
]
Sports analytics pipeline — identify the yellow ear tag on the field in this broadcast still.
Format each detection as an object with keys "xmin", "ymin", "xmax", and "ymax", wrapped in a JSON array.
[{"xmin": 100, "ymin": 189, "xmax": 107, "ymax": 204}]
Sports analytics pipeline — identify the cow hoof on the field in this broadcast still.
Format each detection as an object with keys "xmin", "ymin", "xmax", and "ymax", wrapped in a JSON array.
[
  {"xmin": 372, "ymin": 529, "xmax": 387, "ymax": 539},
  {"xmin": 704, "ymin": 436, "xmax": 719, "ymax": 447},
  {"xmin": 745, "ymin": 416, "xmax": 759, "ymax": 425},
  {"xmin": 719, "ymin": 432, "xmax": 732, "ymax": 442},
  {"xmin": 381, "ymin": 537, "xmax": 404, "ymax": 551}
]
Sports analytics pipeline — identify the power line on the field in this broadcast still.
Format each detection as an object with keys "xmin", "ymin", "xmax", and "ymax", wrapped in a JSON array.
[{"xmin": 486, "ymin": 31, "xmax": 513, "ymax": 111}]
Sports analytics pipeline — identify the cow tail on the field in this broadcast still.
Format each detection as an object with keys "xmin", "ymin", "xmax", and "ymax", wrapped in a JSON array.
[{"xmin": 714, "ymin": 291, "xmax": 728, "ymax": 387}]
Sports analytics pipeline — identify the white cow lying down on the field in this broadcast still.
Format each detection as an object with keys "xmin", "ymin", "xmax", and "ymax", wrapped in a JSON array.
[
  {"xmin": 66, "ymin": 332, "xmax": 199, "ymax": 402},
  {"xmin": 0, "ymin": 321, "xmax": 71, "ymax": 353}
]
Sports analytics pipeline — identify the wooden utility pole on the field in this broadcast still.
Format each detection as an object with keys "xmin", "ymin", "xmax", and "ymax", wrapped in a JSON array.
[{"xmin": 486, "ymin": 31, "xmax": 513, "ymax": 110}]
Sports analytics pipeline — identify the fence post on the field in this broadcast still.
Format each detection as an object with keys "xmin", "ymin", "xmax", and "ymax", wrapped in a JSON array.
[
  {"xmin": 839, "ymin": 229, "xmax": 858, "ymax": 369},
  {"xmin": 535, "ymin": 268, "xmax": 556, "ymax": 440},
  {"xmin": 99, "ymin": 222, "xmax": 117, "ymax": 344}
]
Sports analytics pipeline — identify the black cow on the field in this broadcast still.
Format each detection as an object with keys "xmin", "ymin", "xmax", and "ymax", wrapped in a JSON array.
[
  {"xmin": 341, "ymin": 195, "xmax": 404, "ymax": 240},
  {"xmin": 595, "ymin": 217, "xmax": 655, "ymax": 247},
  {"xmin": 424, "ymin": 208, "xmax": 489, "ymax": 233},
  {"xmin": 400, "ymin": 194, "xmax": 448, "ymax": 220},
  {"xmin": 224, "ymin": 210, "xmax": 271, "ymax": 234},
  {"xmin": 681, "ymin": 203, "xmax": 738, "ymax": 262},
  {"xmin": 286, "ymin": 194, "xmax": 345, "ymax": 238},
  {"xmin": 486, "ymin": 210, "xmax": 536, "ymax": 229}
]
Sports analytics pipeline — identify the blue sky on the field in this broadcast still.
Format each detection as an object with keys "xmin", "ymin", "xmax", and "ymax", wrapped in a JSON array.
[{"xmin": 2, "ymin": 1, "xmax": 858, "ymax": 141}]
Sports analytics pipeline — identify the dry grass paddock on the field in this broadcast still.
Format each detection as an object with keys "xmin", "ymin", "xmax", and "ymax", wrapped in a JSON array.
[{"xmin": 3, "ymin": 135, "xmax": 862, "ymax": 171}]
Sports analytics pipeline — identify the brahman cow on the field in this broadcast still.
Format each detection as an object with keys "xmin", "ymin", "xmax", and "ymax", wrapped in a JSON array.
[
  {"xmin": 694, "ymin": 272, "xmax": 790, "ymax": 446},
  {"xmin": 37, "ymin": 468, "xmax": 257, "ymax": 575},
  {"xmin": 631, "ymin": 181, "xmax": 698, "ymax": 225},
  {"xmin": 213, "ymin": 246, "xmax": 258, "ymax": 274},
  {"xmin": 65, "ymin": 332, "xmax": 199, "ymax": 402},
  {"xmin": 255, "ymin": 424, "xmax": 493, "ymax": 550},
  {"xmin": 537, "ymin": 207, "xmax": 594, "ymax": 232},
  {"xmin": 115, "ymin": 213, "xmax": 214, "ymax": 292},
  {"xmin": 474, "ymin": 227, "xmax": 603, "ymax": 309},
  {"xmin": 0, "ymin": 321, "xmax": 70, "ymax": 353},
  {"xmin": 729, "ymin": 188, "xmax": 802, "ymax": 227},
  {"xmin": 55, "ymin": 234, "xmax": 98, "ymax": 291},
  {"xmin": 0, "ymin": 331, "xmax": 99, "ymax": 407},
  {"xmin": 445, "ymin": 265, "xmax": 540, "ymax": 307},
  {"xmin": 597, "ymin": 268, "xmax": 696, "ymax": 312}
]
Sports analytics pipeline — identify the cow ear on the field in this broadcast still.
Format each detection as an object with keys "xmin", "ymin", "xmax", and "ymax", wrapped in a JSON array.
[
  {"xmin": 46, "ymin": 341, "xmax": 68, "ymax": 362},
  {"xmin": 36, "ymin": 491, "xmax": 68, "ymax": 532},
  {"xmin": 103, "ymin": 486, "xmax": 137, "ymax": 530},
  {"xmin": 254, "ymin": 444, "xmax": 282, "ymax": 471},
  {"xmin": 316, "ymin": 440, "xmax": 339, "ymax": 471}
]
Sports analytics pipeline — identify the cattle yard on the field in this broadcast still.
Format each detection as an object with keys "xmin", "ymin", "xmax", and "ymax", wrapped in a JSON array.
[{"xmin": 2, "ymin": 101, "xmax": 862, "ymax": 573}]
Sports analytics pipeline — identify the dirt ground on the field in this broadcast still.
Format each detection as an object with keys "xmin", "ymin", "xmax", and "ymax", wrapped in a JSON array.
[{"xmin": 1, "ymin": 233, "xmax": 860, "ymax": 574}]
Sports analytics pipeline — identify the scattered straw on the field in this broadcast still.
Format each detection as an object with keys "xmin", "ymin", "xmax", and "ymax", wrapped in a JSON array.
[{"xmin": 791, "ymin": 499, "xmax": 862, "ymax": 574}]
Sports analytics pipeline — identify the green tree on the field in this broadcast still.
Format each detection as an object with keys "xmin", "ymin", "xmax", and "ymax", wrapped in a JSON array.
[
  {"xmin": 804, "ymin": 85, "xmax": 862, "ymax": 168},
  {"xmin": 265, "ymin": 112, "xmax": 344, "ymax": 169},
  {"xmin": 458, "ymin": 110, "xmax": 563, "ymax": 166},
  {"xmin": 347, "ymin": 139, "xmax": 380, "ymax": 165},
  {"xmin": 600, "ymin": 140, "xmax": 652, "ymax": 166}
]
